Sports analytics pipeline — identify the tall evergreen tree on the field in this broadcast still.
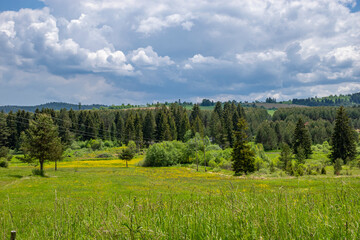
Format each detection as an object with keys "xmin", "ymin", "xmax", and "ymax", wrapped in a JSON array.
[
  {"xmin": 190, "ymin": 104, "xmax": 202, "ymax": 124},
  {"xmin": 214, "ymin": 101, "xmax": 223, "ymax": 118},
  {"xmin": 232, "ymin": 118, "xmax": 255, "ymax": 175},
  {"xmin": 192, "ymin": 116, "xmax": 204, "ymax": 137},
  {"xmin": 0, "ymin": 113, "xmax": 9, "ymax": 147},
  {"xmin": 330, "ymin": 106, "xmax": 356, "ymax": 164},
  {"xmin": 21, "ymin": 114, "xmax": 63, "ymax": 173},
  {"xmin": 178, "ymin": 110, "xmax": 190, "ymax": 142},
  {"xmin": 155, "ymin": 106, "xmax": 171, "ymax": 141},
  {"xmin": 115, "ymin": 112, "xmax": 124, "ymax": 143},
  {"xmin": 143, "ymin": 111, "xmax": 155, "ymax": 145},
  {"xmin": 134, "ymin": 113, "xmax": 143, "ymax": 149},
  {"xmin": 58, "ymin": 108, "xmax": 72, "ymax": 146},
  {"xmin": 124, "ymin": 112, "xmax": 135, "ymax": 143},
  {"xmin": 292, "ymin": 118, "xmax": 312, "ymax": 159},
  {"xmin": 6, "ymin": 111, "xmax": 17, "ymax": 149}
]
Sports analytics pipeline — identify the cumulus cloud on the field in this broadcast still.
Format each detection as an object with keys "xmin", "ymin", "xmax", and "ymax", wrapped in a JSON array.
[
  {"xmin": 128, "ymin": 46, "xmax": 174, "ymax": 68},
  {"xmin": 0, "ymin": 0, "xmax": 360, "ymax": 104}
]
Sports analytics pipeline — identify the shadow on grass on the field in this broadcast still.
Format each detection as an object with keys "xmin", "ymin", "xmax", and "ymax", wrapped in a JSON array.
[{"xmin": 8, "ymin": 174, "xmax": 23, "ymax": 179}]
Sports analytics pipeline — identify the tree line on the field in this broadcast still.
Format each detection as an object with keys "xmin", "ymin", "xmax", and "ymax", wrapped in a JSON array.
[{"xmin": 0, "ymin": 102, "xmax": 270, "ymax": 151}]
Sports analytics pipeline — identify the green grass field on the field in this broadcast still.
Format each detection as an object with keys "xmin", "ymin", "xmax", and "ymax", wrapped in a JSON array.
[{"xmin": 1, "ymin": 153, "xmax": 360, "ymax": 239}]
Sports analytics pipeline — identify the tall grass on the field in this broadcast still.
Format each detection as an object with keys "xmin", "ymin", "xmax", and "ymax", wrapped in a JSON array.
[{"xmin": 1, "ymin": 156, "xmax": 360, "ymax": 239}]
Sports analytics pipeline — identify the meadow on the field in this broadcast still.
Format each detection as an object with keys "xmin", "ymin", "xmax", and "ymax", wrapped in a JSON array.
[{"xmin": 1, "ymin": 152, "xmax": 360, "ymax": 239}]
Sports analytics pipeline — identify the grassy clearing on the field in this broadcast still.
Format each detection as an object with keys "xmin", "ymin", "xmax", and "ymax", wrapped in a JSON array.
[{"xmin": 1, "ymin": 154, "xmax": 360, "ymax": 239}]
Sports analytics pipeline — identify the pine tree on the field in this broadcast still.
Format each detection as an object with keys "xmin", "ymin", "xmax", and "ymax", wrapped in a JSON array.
[
  {"xmin": 6, "ymin": 111, "xmax": 17, "ymax": 149},
  {"xmin": 330, "ymin": 106, "xmax": 356, "ymax": 164},
  {"xmin": 190, "ymin": 104, "xmax": 202, "ymax": 124},
  {"xmin": 0, "ymin": 113, "xmax": 9, "ymax": 147},
  {"xmin": 292, "ymin": 118, "xmax": 312, "ymax": 159},
  {"xmin": 192, "ymin": 116, "xmax": 204, "ymax": 137},
  {"xmin": 143, "ymin": 111, "xmax": 155, "ymax": 145},
  {"xmin": 115, "ymin": 112, "xmax": 124, "ymax": 144},
  {"xmin": 278, "ymin": 143, "xmax": 292, "ymax": 171},
  {"xmin": 232, "ymin": 118, "xmax": 255, "ymax": 175},
  {"xmin": 178, "ymin": 111, "xmax": 190, "ymax": 142},
  {"xmin": 21, "ymin": 114, "xmax": 63, "ymax": 173},
  {"xmin": 124, "ymin": 112, "xmax": 135, "ymax": 144},
  {"xmin": 58, "ymin": 108, "xmax": 72, "ymax": 146},
  {"xmin": 134, "ymin": 113, "xmax": 143, "ymax": 149}
]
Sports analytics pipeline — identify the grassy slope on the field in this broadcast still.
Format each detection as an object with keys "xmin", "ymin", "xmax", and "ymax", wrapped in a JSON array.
[{"xmin": 1, "ymin": 153, "xmax": 360, "ymax": 239}]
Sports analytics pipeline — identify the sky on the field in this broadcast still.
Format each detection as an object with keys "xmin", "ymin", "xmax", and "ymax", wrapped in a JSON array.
[{"xmin": 0, "ymin": 0, "xmax": 360, "ymax": 105}]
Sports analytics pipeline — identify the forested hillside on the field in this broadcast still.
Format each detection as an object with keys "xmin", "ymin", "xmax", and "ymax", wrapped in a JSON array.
[
  {"xmin": 1, "ymin": 102, "xmax": 360, "ymax": 152},
  {"xmin": 0, "ymin": 102, "xmax": 107, "ymax": 113},
  {"xmin": 291, "ymin": 92, "xmax": 360, "ymax": 106}
]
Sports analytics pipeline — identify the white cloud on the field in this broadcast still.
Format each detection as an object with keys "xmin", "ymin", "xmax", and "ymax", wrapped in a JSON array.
[
  {"xmin": 137, "ymin": 14, "xmax": 193, "ymax": 34},
  {"xmin": 128, "ymin": 46, "xmax": 174, "ymax": 68},
  {"xmin": 1, "ymin": 0, "xmax": 360, "ymax": 104}
]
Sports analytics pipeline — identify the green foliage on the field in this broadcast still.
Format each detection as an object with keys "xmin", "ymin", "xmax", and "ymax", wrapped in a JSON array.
[
  {"xmin": 88, "ymin": 139, "xmax": 103, "ymax": 151},
  {"xmin": 0, "ymin": 160, "xmax": 8, "ymax": 168},
  {"xmin": 21, "ymin": 114, "xmax": 64, "ymax": 172},
  {"xmin": 334, "ymin": 158, "xmax": 343, "ymax": 175},
  {"xmin": 278, "ymin": 143, "xmax": 292, "ymax": 171},
  {"xmin": 293, "ymin": 118, "xmax": 312, "ymax": 158},
  {"xmin": 232, "ymin": 118, "xmax": 255, "ymax": 175},
  {"xmin": 119, "ymin": 147, "xmax": 135, "ymax": 167},
  {"xmin": 256, "ymin": 121, "xmax": 278, "ymax": 150},
  {"xmin": 127, "ymin": 140, "xmax": 137, "ymax": 153},
  {"xmin": 143, "ymin": 141, "xmax": 189, "ymax": 167},
  {"xmin": 32, "ymin": 168, "xmax": 45, "ymax": 176},
  {"xmin": 330, "ymin": 106, "xmax": 357, "ymax": 164}
]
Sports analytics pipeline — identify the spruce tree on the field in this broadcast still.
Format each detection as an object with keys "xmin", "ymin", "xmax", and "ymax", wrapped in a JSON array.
[
  {"xmin": 292, "ymin": 118, "xmax": 312, "ymax": 159},
  {"xmin": 134, "ymin": 113, "xmax": 143, "ymax": 149},
  {"xmin": 143, "ymin": 111, "xmax": 155, "ymax": 145},
  {"xmin": 58, "ymin": 108, "xmax": 72, "ymax": 145},
  {"xmin": 115, "ymin": 112, "xmax": 124, "ymax": 143},
  {"xmin": 124, "ymin": 112, "xmax": 135, "ymax": 143},
  {"xmin": 21, "ymin": 114, "xmax": 63, "ymax": 173},
  {"xmin": 0, "ymin": 113, "xmax": 9, "ymax": 147},
  {"xmin": 232, "ymin": 118, "xmax": 255, "ymax": 175},
  {"xmin": 178, "ymin": 111, "xmax": 190, "ymax": 142},
  {"xmin": 278, "ymin": 143, "xmax": 292, "ymax": 171},
  {"xmin": 330, "ymin": 106, "xmax": 356, "ymax": 164},
  {"xmin": 6, "ymin": 111, "xmax": 18, "ymax": 149}
]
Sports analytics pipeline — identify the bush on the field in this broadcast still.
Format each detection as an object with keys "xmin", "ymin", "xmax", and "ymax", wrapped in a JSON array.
[
  {"xmin": 88, "ymin": 139, "xmax": 103, "ymax": 151},
  {"xmin": 208, "ymin": 159, "xmax": 218, "ymax": 168},
  {"xmin": 0, "ymin": 146, "xmax": 9, "ymax": 158},
  {"xmin": 96, "ymin": 153, "xmax": 113, "ymax": 158},
  {"xmin": 334, "ymin": 158, "xmax": 343, "ymax": 175},
  {"xmin": 0, "ymin": 160, "xmax": 8, "ymax": 168},
  {"xmin": 32, "ymin": 168, "xmax": 45, "ymax": 176},
  {"xmin": 219, "ymin": 159, "xmax": 232, "ymax": 170},
  {"xmin": 142, "ymin": 141, "xmax": 189, "ymax": 167},
  {"xmin": 70, "ymin": 141, "xmax": 81, "ymax": 150},
  {"xmin": 296, "ymin": 164, "xmax": 305, "ymax": 176}
]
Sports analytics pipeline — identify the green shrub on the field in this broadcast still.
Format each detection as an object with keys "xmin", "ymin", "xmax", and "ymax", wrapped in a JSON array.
[
  {"xmin": 143, "ymin": 141, "xmax": 188, "ymax": 167},
  {"xmin": 96, "ymin": 153, "xmax": 113, "ymax": 158},
  {"xmin": 334, "ymin": 158, "xmax": 343, "ymax": 175},
  {"xmin": 296, "ymin": 164, "xmax": 305, "ymax": 176},
  {"xmin": 208, "ymin": 159, "xmax": 218, "ymax": 168},
  {"xmin": 70, "ymin": 141, "xmax": 81, "ymax": 150},
  {"xmin": 32, "ymin": 169, "xmax": 45, "ymax": 176},
  {"xmin": 0, "ymin": 160, "xmax": 8, "ymax": 168}
]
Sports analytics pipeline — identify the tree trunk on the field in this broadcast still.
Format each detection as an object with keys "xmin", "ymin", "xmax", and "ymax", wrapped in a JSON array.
[
  {"xmin": 204, "ymin": 146, "xmax": 206, "ymax": 172},
  {"xmin": 55, "ymin": 159, "xmax": 57, "ymax": 171},
  {"xmin": 40, "ymin": 160, "xmax": 44, "ymax": 171},
  {"xmin": 195, "ymin": 137, "xmax": 198, "ymax": 172},
  {"xmin": 126, "ymin": 160, "xmax": 128, "ymax": 168}
]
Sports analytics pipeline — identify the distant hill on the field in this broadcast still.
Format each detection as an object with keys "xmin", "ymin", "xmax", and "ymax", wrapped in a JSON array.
[
  {"xmin": 291, "ymin": 92, "xmax": 360, "ymax": 107},
  {"xmin": 0, "ymin": 102, "xmax": 107, "ymax": 113}
]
